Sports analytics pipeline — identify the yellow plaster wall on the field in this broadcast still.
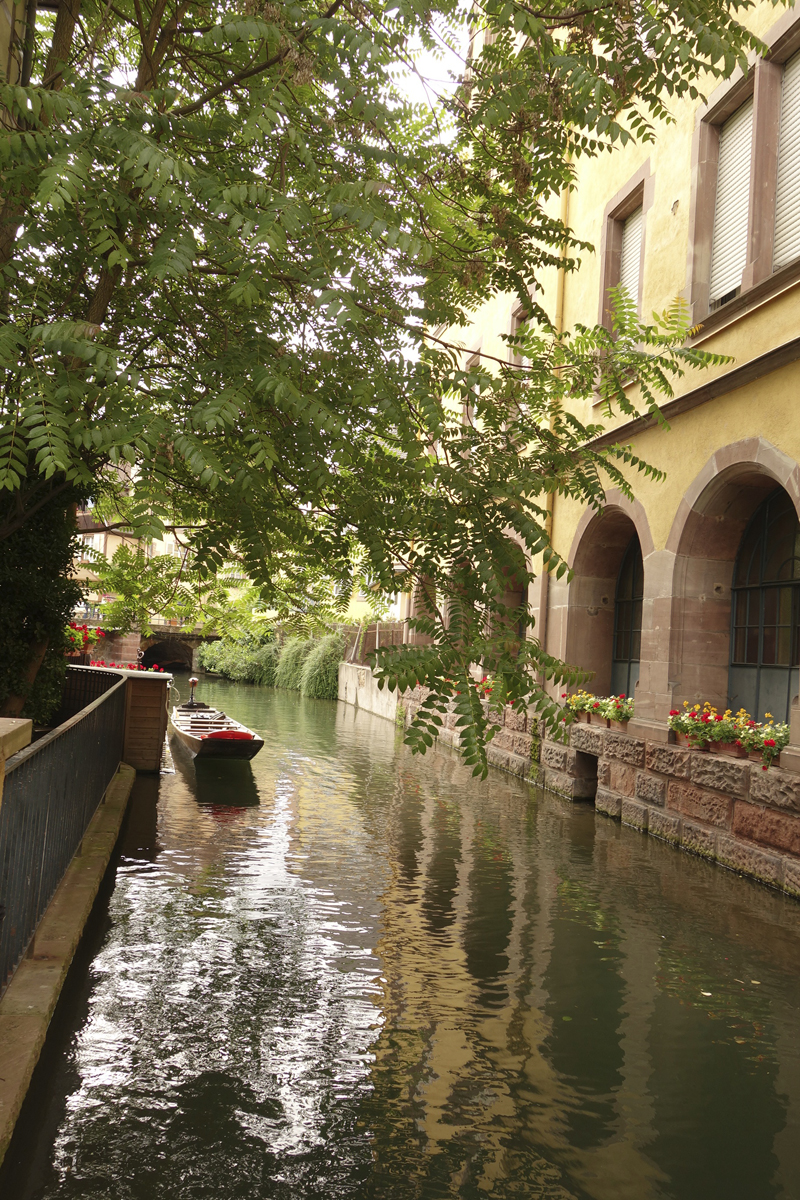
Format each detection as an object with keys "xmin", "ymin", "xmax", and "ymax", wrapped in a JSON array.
[
  {"xmin": 550, "ymin": 356, "xmax": 800, "ymax": 561},
  {"xmin": 452, "ymin": 0, "xmax": 800, "ymax": 564}
]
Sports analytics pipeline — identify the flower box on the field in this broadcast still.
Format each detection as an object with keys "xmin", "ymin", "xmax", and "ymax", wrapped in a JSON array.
[
  {"xmin": 748, "ymin": 750, "xmax": 781, "ymax": 768},
  {"xmin": 709, "ymin": 741, "xmax": 747, "ymax": 758},
  {"xmin": 608, "ymin": 719, "xmax": 629, "ymax": 732},
  {"xmin": 673, "ymin": 731, "xmax": 690, "ymax": 748},
  {"xmin": 589, "ymin": 712, "xmax": 609, "ymax": 728}
]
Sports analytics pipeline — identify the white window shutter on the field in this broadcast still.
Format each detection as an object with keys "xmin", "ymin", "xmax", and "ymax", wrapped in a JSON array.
[
  {"xmin": 774, "ymin": 52, "xmax": 800, "ymax": 271},
  {"xmin": 618, "ymin": 206, "xmax": 643, "ymax": 310},
  {"xmin": 709, "ymin": 98, "xmax": 753, "ymax": 305}
]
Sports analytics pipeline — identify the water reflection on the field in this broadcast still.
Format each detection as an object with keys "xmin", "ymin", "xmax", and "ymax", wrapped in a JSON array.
[
  {"xmin": 171, "ymin": 736, "xmax": 261, "ymax": 810},
  {"xmin": 3, "ymin": 678, "xmax": 800, "ymax": 1200}
]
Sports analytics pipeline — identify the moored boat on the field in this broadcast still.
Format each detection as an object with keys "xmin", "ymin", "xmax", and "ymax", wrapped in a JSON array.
[{"xmin": 168, "ymin": 679, "xmax": 264, "ymax": 760}]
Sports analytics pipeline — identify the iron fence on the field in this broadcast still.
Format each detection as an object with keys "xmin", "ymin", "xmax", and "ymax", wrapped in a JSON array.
[
  {"xmin": 0, "ymin": 667, "xmax": 127, "ymax": 994},
  {"xmin": 344, "ymin": 622, "xmax": 407, "ymax": 664}
]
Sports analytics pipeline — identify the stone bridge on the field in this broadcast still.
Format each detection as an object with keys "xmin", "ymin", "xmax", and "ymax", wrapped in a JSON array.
[{"xmin": 91, "ymin": 622, "xmax": 218, "ymax": 672}]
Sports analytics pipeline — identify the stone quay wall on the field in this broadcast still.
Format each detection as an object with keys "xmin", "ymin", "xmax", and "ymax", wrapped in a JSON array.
[
  {"xmin": 542, "ymin": 722, "xmax": 800, "ymax": 900},
  {"xmin": 402, "ymin": 686, "xmax": 540, "ymax": 781}
]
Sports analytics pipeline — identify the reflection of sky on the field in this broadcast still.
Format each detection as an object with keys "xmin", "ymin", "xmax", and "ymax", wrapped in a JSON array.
[{"xmin": 13, "ymin": 680, "xmax": 800, "ymax": 1200}]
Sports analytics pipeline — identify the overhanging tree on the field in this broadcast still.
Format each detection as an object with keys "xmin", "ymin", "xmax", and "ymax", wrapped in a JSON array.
[{"xmin": 0, "ymin": 0, "xmax": 760, "ymax": 759}]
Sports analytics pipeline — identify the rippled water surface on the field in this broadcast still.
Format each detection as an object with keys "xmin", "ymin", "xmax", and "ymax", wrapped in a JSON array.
[{"xmin": 5, "ymin": 679, "xmax": 800, "ymax": 1200}]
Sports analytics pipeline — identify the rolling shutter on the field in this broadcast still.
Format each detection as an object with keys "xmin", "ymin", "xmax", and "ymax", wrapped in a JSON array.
[
  {"xmin": 709, "ymin": 98, "xmax": 753, "ymax": 306},
  {"xmin": 774, "ymin": 52, "xmax": 800, "ymax": 270},
  {"xmin": 619, "ymin": 206, "xmax": 643, "ymax": 310}
]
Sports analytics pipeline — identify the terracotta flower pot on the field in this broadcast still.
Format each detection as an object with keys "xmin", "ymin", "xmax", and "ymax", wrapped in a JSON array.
[
  {"xmin": 709, "ymin": 741, "xmax": 747, "ymax": 758},
  {"xmin": 673, "ymin": 731, "xmax": 690, "ymax": 748},
  {"xmin": 747, "ymin": 750, "xmax": 781, "ymax": 768},
  {"xmin": 608, "ymin": 719, "xmax": 629, "ymax": 732},
  {"xmin": 576, "ymin": 712, "xmax": 591, "ymax": 724}
]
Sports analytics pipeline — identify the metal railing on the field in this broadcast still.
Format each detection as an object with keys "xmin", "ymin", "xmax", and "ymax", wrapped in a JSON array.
[{"xmin": 0, "ymin": 667, "xmax": 127, "ymax": 994}]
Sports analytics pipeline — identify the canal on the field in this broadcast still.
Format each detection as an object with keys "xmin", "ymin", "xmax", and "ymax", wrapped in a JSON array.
[{"xmin": 3, "ymin": 678, "xmax": 800, "ymax": 1199}]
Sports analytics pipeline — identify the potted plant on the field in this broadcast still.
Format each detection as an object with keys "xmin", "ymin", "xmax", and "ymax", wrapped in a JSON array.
[
  {"xmin": 668, "ymin": 703, "xmax": 712, "ymax": 749},
  {"xmin": 562, "ymin": 690, "xmax": 596, "ymax": 724},
  {"xmin": 736, "ymin": 716, "xmax": 789, "ymax": 770},
  {"xmin": 600, "ymin": 694, "xmax": 634, "ymax": 731},
  {"xmin": 66, "ymin": 622, "xmax": 106, "ymax": 663},
  {"xmin": 706, "ymin": 709, "xmax": 748, "ymax": 757}
]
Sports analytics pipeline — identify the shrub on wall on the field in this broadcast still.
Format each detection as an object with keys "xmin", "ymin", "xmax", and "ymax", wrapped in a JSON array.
[
  {"xmin": 300, "ymin": 633, "xmax": 345, "ymax": 700},
  {"xmin": 251, "ymin": 643, "xmax": 279, "ymax": 687},
  {"xmin": 274, "ymin": 637, "xmax": 314, "ymax": 691}
]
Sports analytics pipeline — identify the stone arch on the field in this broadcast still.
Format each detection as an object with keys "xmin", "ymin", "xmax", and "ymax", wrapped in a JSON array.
[
  {"xmin": 562, "ymin": 492, "xmax": 654, "ymax": 697},
  {"xmin": 141, "ymin": 637, "xmax": 193, "ymax": 670},
  {"xmin": 663, "ymin": 438, "xmax": 800, "ymax": 714}
]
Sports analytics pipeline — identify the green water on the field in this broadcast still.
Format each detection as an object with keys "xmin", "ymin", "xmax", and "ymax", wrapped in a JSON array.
[{"xmin": 4, "ymin": 678, "xmax": 800, "ymax": 1199}]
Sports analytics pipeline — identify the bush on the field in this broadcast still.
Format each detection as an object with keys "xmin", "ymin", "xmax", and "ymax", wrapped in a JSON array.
[
  {"xmin": 274, "ymin": 637, "xmax": 314, "ymax": 690},
  {"xmin": 251, "ymin": 643, "xmax": 279, "ymax": 686},
  {"xmin": 198, "ymin": 638, "xmax": 278, "ymax": 685},
  {"xmin": 197, "ymin": 640, "xmax": 224, "ymax": 673},
  {"xmin": 198, "ymin": 634, "xmax": 342, "ymax": 697},
  {"xmin": 301, "ymin": 633, "xmax": 345, "ymax": 700}
]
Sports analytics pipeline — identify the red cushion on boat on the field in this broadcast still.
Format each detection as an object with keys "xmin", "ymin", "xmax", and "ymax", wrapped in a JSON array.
[{"xmin": 204, "ymin": 730, "xmax": 253, "ymax": 740}]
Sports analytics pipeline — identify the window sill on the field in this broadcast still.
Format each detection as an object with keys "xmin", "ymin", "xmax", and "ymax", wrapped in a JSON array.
[{"xmin": 692, "ymin": 257, "xmax": 800, "ymax": 345}]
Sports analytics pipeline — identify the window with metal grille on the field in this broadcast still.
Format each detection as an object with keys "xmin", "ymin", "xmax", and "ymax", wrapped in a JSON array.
[
  {"xmin": 611, "ymin": 536, "xmax": 643, "ymax": 697},
  {"xmin": 709, "ymin": 98, "xmax": 753, "ymax": 308},
  {"xmin": 729, "ymin": 488, "xmax": 800, "ymax": 721}
]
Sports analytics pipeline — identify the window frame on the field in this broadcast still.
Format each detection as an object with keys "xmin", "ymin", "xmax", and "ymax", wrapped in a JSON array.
[
  {"xmin": 597, "ymin": 161, "xmax": 653, "ymax": 333},
  {"xmin": 688, "ymin": 11, "xmax": 800, "ymax": 331}
]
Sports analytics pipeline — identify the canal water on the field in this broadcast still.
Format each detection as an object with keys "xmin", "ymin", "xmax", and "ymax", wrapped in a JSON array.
[{"xmin": 4, "ymin": 678, "xmax": 800, "ymax": 1200}]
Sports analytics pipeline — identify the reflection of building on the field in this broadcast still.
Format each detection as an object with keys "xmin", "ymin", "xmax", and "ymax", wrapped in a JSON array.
[
  {"xmin": 453, "ymin": 0, "xmax": 800, "ymax": 893},
  {"xmin": 348, "ymin": 722, "xmax": 800, "ymax": 1199}
]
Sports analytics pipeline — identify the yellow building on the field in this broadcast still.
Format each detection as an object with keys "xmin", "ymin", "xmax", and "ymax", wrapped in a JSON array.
[
  {"xmin": 440, "ymin": 1, "xmax": 800, "ymax": 894},
  {"xmin": 459, "ymin": 1, "xmax": 800, "ymax": 742}
]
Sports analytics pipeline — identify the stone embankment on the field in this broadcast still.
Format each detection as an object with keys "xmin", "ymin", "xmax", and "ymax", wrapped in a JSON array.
[
  {"xmin": 543, "ymin": 722, "xmax": 800, "ymax": 899},
  {"xmin": 337, "ymin": 664, "xmax": 800, "ymax": 897},
  {"xmin": 402, "ymin": 685, "xmax": 539, "ymax": 781}
]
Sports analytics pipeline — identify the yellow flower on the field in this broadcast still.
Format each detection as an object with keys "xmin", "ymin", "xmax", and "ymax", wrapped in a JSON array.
[{"xmin": 765, "ymin": 712, "xmax": 773, "ymax": 719}]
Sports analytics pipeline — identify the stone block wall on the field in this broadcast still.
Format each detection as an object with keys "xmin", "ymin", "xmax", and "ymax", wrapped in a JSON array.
[
  {"xmin": 543, "ymin": 722, "xmax": 800, "ymax": 899},
  {"xmin": 403, "ymin": 686, "xmax": 539, "ymax": 780}
]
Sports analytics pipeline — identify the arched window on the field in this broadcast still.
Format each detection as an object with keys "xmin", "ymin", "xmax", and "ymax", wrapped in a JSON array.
[
  {"xmin": 610, "ymin": 536, "xmax": 643, "ymax": 696},
  {"xmin": 729, "ymin": 488, "xmax": 800, "ymax": 722}
]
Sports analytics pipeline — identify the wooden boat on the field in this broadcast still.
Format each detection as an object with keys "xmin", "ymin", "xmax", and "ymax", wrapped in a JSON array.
[{"xmin": 168, "ymin": 701, "xmax": 264, "ymax": 760}]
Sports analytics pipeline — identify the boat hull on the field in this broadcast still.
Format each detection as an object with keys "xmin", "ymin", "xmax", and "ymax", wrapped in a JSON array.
[{"xmin": 168, "ymin": 713, "xmax": 264, "ymax": 760}]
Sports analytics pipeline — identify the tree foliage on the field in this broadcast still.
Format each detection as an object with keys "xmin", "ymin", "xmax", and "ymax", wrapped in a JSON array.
[
  {"xmin": 0, "ymin": 493, "xmax": 83, "ymax": 722},
  {"xmin": 0, "ymin": 0, "xmax": 764, "ymax": 763}
]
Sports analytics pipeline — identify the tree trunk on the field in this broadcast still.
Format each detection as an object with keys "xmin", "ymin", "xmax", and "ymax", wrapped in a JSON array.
[{"xmin": 0, "ymin": 639, "xmax": 49, "ymax": 716}]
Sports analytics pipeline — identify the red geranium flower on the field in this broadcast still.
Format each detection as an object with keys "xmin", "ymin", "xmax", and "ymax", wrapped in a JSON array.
[
  {"xmin": 669, "ymin": 709, "xmax": 679, "ymax": 716},
  {"xmin": 764, "ymin": 738, "xmax": 776, "ymax": 747}
]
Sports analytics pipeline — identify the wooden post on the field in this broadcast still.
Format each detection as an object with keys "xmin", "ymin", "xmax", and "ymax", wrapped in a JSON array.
[{"xmin": 122, "ymin": 674, "xmax": 170, "ymax": 772}]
